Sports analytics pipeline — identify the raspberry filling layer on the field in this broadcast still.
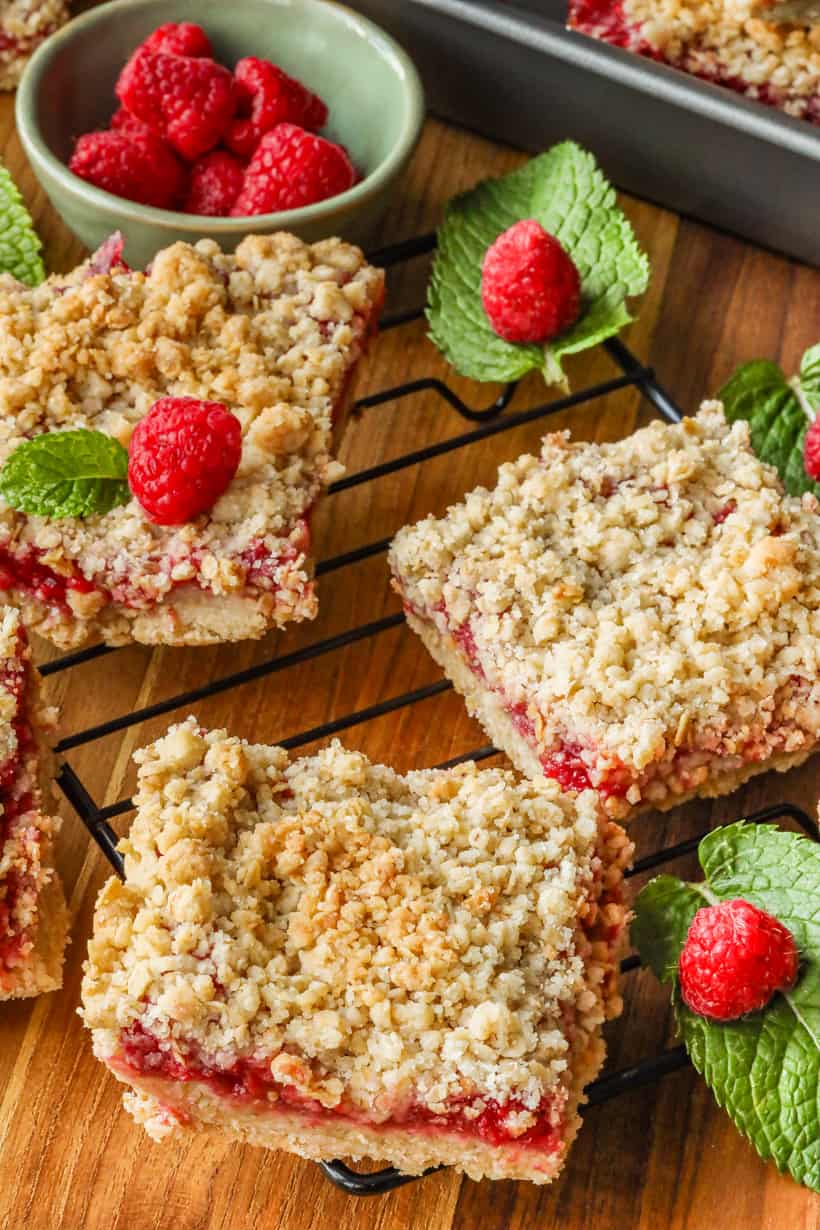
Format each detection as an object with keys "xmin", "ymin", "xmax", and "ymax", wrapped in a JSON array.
[
  {"xmin": 0, "ymin": 637, "xmax": 38, "ymax": 976},
  {"xmin": 116, "ymin": 1025, "xmax": 566, "ymax": 1155},
  {"xmin": 0, "ymin": 545, "xmax": 101, "ymax": 614}
]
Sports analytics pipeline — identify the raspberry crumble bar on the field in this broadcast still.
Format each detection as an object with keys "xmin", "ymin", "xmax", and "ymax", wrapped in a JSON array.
[
  {"xmin": 0, "ymin": 606, "xmax": 67, "ymax": 999},
  {"xmin": 390, "ymin": 404, "xmax": 820, "ymax": 820},
  {"xmin": 81, "ymin": 720, "xmax": 631, "ymax": 1183},
  {"xmin": 0, "ymin": 234, "xmax": 384, "ymax": 648},
  {"xmin": 0, "ymin": 1, "xmax": 69, "ymax": 91},
  {"xmin": 568, "ymin": 1, "xmax": 820, "ymax": 125}
]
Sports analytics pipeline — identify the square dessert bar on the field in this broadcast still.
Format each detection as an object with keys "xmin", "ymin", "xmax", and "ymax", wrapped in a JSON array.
[
  {"xmin": 390, "ymin": 404, "xmax": 820, "ymax": 820},
  {"xmin": 81, "ymin": 720, "xmax": 631, "ymax": 1184},
  {"xmin": 0, "ymin": 233, "xmax": 384, "ymax": 648},
  {"xmin": 567, "ymin": 1, "xmax": 820, "ymax": 125},
  {"xmin": 0, "ymin": 2, "xmax": 69, "ymax": 91},
  {"xmin": 0, "ymin": 606, "xmax": 68, "ymax": 999}
]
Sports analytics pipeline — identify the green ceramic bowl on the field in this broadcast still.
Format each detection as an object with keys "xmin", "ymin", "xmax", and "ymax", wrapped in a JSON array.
[{"xmin": 16, "ymin": 0, "xmax": 424, "ymax": 266}]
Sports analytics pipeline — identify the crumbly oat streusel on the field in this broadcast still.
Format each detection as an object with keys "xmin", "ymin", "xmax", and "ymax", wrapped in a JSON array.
[
  {"xmin": 0, "ymin": 234, "xmax": 384, "ymax": 647},
  {"xmin": 81, "ymin": 721, "xmax": 630, "ymax": 1179},
  {"xmin": 390, "ymin": 404, "xmax": 820, "ymax": 817}
]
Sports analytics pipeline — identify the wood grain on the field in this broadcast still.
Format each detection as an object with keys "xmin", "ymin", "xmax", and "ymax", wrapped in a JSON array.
[{"xmin": 1, "ymin": 44, "xmax": 819, "ymax": 1230}]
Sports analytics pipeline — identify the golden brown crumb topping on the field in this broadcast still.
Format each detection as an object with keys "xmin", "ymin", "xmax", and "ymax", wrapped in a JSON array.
[
  {"xmin": 82, "ymin": 720, "xmax": 630, "ymax": 1114},
  {"xmin": 390, "ymin": 405, "xmax": 820, "ymax": 777},
  {"xmin": 0, "ymin": 234, "xmax": 384, "ymax": 642},
  {"xmin": 0, "ymin": 2, "xmax": 69, "ymax": 89}
]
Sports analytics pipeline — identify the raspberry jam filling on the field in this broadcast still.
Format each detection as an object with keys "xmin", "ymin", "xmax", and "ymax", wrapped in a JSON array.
[
  {"xmin": 117, "ymin": 1025, "xmax": 565, "ymax": 1155},
  {"xmin": 0, "ymin": 641, "xmax": 38, "ymax": 975},
  {"xmin": 0, "ymin": 545, "xmax": 101, "ymax": 613}
]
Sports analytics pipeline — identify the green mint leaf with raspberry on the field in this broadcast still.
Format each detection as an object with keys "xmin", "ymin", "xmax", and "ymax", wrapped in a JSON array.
[
  {"xmin": 719, "ymin": 342, "xmax": 820, "ymax": 498},
  {"xmin": 0, "ymin": 430, "xmax": 131, "ymax": 518},
  {"xmin": 427, "ymin": 141, "xmax": 650, "ymax": 388},
  {"xmin": 633, "ymin": 822, "xmax": 820, "ymax": 1192},
  {"xmin": 0, "ymin": 163, "xmax": 45, "ymax": 287}
]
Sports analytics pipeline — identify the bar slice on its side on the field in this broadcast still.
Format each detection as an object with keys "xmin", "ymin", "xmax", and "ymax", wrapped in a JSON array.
[
  {"xmin": 0, "ymin": 234, "xmax": 384, "ymax": 648},
  {"xmin": 390, "ymin": 404, "xmax": 820, "ymax": 820},
  {"xmin": 567, "ymin": 1, "xmax": 820, "ymax": 125},
  {"xmin": 0, "ymin": 606, "xmax": 68, "ymax": 999},
  {"xmin": 0, "ymin": 2, "xmax": 70, "ymax": 91},
  {"xmin": 81, "ymin": 720, "xmax": 631, "ymax": 1183}
]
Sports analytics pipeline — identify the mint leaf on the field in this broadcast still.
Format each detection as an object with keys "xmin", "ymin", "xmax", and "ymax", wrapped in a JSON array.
[
  {"xmin": 633, "ymin": 822, "xmax": 820, "ymax": 1192},
  {"xmin": 719, "ymin": 343, "xmax": 820, "ymax": 498},
  {"xmin": 427, "ymin": 142, "xmax": 650, "ymax": 387},
  {"xmin": 0, "ymin": 429, "xmax": 131, "ymax": 518},
  {"xmin": 0, "ymin": 164, "xmax": 45, "ymax": 287},
  {"xmin": 630, "ymin": 875, "xmax": 702, "ymax": 983}
]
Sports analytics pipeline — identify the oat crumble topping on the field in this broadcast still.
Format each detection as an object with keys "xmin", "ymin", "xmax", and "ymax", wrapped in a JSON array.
[
  {"xmin": 82, "ymin": 720, "xmax": 630, "ymax": 1120},
  {"xmin": 390, "ymin": 404, "xmax": 820, "ymax": 813},
  {"xmin": 0, "ymin": 234, "xmax": 384, "ymax": 647}
]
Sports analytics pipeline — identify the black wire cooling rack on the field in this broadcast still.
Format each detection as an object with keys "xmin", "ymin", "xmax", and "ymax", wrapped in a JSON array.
[{"xmin": 39, "ymin": 231, "xmax": 819, "ymax": 1197}]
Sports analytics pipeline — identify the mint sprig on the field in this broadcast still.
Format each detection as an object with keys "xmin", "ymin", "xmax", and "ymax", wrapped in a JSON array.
[
  {"xmin": 0, "ymin": 430, "xmax": 131, "ymax": 518},
  {"xmin": 719, "ymin": 342, "xmax": 820, "ymax": 498},
  {"xmin": 0, "ymin": 164, "xmax": 45, "ymax": 287},
  {"xmin": 427, "ymin": 142, "xmax": 650, "ymax": 388},
  {"xmin": 633, "ymin": 823, "xmax": 820, "ymax": 1192}
]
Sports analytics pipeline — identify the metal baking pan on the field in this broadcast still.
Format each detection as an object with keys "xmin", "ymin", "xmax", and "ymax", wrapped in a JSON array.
[{"xmin": 347, "ymin": 0, "xmax": 820, "ymax": 267}]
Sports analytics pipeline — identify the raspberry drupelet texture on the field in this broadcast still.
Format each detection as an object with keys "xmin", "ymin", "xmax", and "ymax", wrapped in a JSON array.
[
  {"xmin": 678, "ymin": 898, "xmax": 800, "ymax": 1021},
  {"xmin": 116, "ymin": 47, "xmax": 236, "ymax": 161},
  {"xmin": 227, "ymin": 57, "xmax": 328, "ymax": 159},
  {"xmin": 803, "ymin": 417, "xmax": 820, "ymax": 481},
  {"xmin": 231, "ymin": 123, "xmax": 357, "ymax": 215},
  {"xmin": 184, "ymin": 150, "xmax": 245, "ymax": 216},
  {"xmin": 139, "ymin": 21, "xmax": 213, "ymax": 59},
  {"xmin": 128, "ymin": 398, "xmax": 242, "ymax": 525},
  {"xmin": 69, "ymin": 130, "xmax": 186, "ymax": 210},
  {"xmin": 481, "ymin": 220, "xmax": 582, "ymax": 344}
]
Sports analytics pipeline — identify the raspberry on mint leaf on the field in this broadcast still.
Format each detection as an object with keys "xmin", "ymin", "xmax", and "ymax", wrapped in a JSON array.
[
  {"xmin": 481, "ymin": 219, "xmax": 582, "ymax": 344},
  {"xmin": 226, "ymin": 57, "xmax": 328, "ymax": 159},
  {"xmin": 128, "ymin": 398, "xmax": 242, "ymax": 525},
  {"xmin": 116, "ymin": 47, "xmax": 236, "ymax": 161},
  {"xmin": 230, "ymin": 123, "xmax": 357, "ymax": 216},
  {"xmin": 69, "ymin": 130, "xmax": 186, "ymax": 210},
  {"xmin": 678, "ymin": 898, "xmax": 799, "ymax": 1022}
]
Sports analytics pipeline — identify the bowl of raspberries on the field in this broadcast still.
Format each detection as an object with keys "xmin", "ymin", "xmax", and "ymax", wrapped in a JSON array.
[{"xmin": 16, "ymin": 0, "xmax": 424, "ymax": 264}]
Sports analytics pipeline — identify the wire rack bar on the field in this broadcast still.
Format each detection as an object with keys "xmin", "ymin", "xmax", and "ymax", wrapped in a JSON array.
[{"xmin": 44, "ymin": 227, "xmax": 800, "ymax": 1198}]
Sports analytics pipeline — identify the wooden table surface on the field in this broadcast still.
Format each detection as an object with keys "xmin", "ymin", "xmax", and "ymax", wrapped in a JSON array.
[{"xmin": 1, "ymin": 52, "xmax": 820, "ymax": 1230}]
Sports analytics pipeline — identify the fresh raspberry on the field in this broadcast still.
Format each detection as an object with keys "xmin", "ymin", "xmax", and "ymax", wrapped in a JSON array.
[
  {"xmin": 226, "ymin": 57, "xmax": 328, "ymax": 159},
  {"xmin": 231, "ymin": 123, "xmax": 356, "ymax": 216},
  {"xmin": 68, "ymin": 129, "xmax": 186, "ymax": 210},
  {"xmin": 678, "ymin": 898, "xmax": 800, "ymax": 1021},
  {"xmin": 116, "ymin": 47, "xmax": 236, "ymax": 161},
  {"xmin": 128, "ymin": 398, "xmax": 242, "ymax": 525},
  {"xmin": 110, "ymin": 106, "xmax": 154, "ymax": 139},
  {"xmin": 139, "ymin": 21, "xmax": 213, "ymax": 59},
  {"xmin": 803, "ymin": 418, "xmax": 820, "ymax": 481},
  {"xmin": 183, "ymin": 149, "xmax": 245, "ymax": 216},
  {"xmin": 481, "ymin": 219, "xmax": 582, "ymax": 344}
]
